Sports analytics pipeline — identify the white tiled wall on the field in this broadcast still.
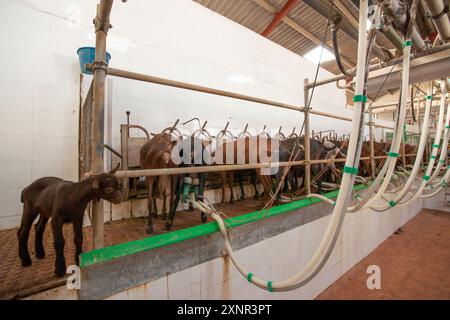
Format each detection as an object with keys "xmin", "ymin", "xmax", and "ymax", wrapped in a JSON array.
[
  {"xmin": 100, "ymin": 197, "xmax": 424, "ymax": 300},
  {"xmin": 0, "ymin": 0, "xmax": 396, "ymax": 230}
]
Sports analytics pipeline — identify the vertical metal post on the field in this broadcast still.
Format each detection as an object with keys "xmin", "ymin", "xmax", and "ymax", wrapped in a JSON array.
[
  {"xmin": 304, "ymin": 78, "xmax": 311, "ymax": 195},
  {"xmin": 369, "ymin": 109, "xmax": 375, "ymax": 179},
  {"xmin": 92, "ymin": 0, "xmax": 113, "ymax": 249},
  {"xmin": 120, "ymin": 124, "xmax": 130, "ymax": 200}
]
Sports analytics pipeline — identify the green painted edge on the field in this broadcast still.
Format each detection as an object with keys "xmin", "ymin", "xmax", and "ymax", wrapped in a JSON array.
[{"xmin": 80, "ymin": 184, "xmax": 367, "ymax": 268}]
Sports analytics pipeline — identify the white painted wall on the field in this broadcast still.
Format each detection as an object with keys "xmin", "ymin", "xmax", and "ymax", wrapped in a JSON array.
[{"xmin": 0, "ymin": 0, "xmax": 398, "ymax": 230}]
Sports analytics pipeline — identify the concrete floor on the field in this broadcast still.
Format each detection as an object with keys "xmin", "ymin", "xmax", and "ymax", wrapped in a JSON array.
[{"xmin": 317, "ymin": 208, "xmax": 450, "ymax": 300}]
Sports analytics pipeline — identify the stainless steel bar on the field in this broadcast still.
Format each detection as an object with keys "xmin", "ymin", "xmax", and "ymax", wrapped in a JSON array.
[
  {"xmin": 304, "ymin": 78, "xmax": 311, "ymax": 195},
  {"xmin": 114, "ymin": 154, "xmax": 417, "ymax": 179}
]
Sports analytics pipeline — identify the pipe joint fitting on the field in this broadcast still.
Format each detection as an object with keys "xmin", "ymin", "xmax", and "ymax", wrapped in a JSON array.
[
  {"xmin": 92, "ymin": 61, "xmax": 108, "ymax": 73},
  {"xmin": 93, "ymin": 16, "xmax": 112, "ymax": 33}
]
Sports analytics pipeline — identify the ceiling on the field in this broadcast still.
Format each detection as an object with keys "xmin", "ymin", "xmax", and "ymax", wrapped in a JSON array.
[{"xmin": 194, "ymin": 0, "xmax": 398, "ymax": 75}]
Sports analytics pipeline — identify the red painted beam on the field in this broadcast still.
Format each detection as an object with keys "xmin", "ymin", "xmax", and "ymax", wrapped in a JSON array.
[{"xmin": 261, "ymin": 0, "xmax": 298, "ymax": 37}]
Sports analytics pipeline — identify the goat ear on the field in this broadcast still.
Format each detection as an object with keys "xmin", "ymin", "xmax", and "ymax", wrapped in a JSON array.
[
  {"xmin": 92, "ymin": 178, "xmax": 100, "ymax": 191},
  {"xmin": 109, "ymin": 162, "xmax": 120, "ymax": 174},
  {"xmin": 161, "ymin": 144, "xmax": 173, "ymax": 164},
  {"xmin": 162, "ymin": 151, "xmax": 171, "ymax": 164}
]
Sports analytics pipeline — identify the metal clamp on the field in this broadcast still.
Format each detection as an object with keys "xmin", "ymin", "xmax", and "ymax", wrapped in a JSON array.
[
  {"xmin": 93, "ymin": 16, "xmax": 112, "ymax": 33},
  {"xmin": 91, "ymin": 60, "xmax": 109, "ymax": 73}
]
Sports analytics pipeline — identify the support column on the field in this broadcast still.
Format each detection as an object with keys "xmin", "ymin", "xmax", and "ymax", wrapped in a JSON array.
[
  {"xmin": 92, "ymin": 0, "xmax": 113, "ymax": 249},
  {"xmin": 304, "ymin": 78, "xmax": 311, "ymax": 195}
]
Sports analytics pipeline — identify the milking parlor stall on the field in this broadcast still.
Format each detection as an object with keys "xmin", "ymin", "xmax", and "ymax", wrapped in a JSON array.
[{"xmin": 0, "ymin": 0, "xmax": 449, "ymax": 301}]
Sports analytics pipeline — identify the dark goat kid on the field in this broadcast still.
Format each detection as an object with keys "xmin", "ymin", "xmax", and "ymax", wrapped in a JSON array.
[{"xmin": 17, "ymin": 165, "xmax": 122, "ymax": 277}]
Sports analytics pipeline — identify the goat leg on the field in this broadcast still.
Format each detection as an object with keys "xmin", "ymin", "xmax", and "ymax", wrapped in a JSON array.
[
  {"xmin": 17, "ymin": 202, "xmax": 36, "ymax": 267},
  {"xmin": 51, "ymin": 217, "xmax": 66, "ymax": 277},
  {"xmin": 237, "ymin": 171, "xmax": 246, "ymax": 200},
  {"xmin": 229, "ymin": 173, "xmax": 235, "ymax": 204},
  {"xmin": 73, "ymin": 217, "xmax": 83, "ymax": 266},
  {"xmin": 251, "ymin": 170, "xmax": 261, "ymax": 200},
  {"xmin": 166, "ymin": 175, "xmax": 182, "ymax": 231},
  {"xmin": 199, "ymin": 173, "xmax": 207, "ymax": 223},
  {"xmin": 146, "ymin": 178, "xmax": 154, "ymax": 234},
  {"xmin": 34, "ymin": 216, "xmax": 48, "ymax": 259}
]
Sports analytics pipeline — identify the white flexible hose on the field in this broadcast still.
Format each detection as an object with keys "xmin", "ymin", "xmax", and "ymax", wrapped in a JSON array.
[
  {"xmin": 346, "ymin": 36, "xmax": 413, "ymax": 212},
  {"xmin": 426, "ymin": 87, "xmax": 450, "ymax": 185},
  {"xmin": 397, "ymin": 81, "xmax": 448, "ymax": 207},
  {"xmin": 194, "ymin": 1, "xmax": 442, "ymax": 293},
  {"xmin": 370, "ymin": 86, "xmax": 433, "ymax": 210},
  {"xmin": 202, "ymin": 1, "xmax": 370, "ymax": 292}
]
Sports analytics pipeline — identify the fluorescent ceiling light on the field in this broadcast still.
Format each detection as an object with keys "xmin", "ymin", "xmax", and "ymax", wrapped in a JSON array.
[{"xmin": 303, "ymin": 46, "xmax": 335, "ymax": 64}]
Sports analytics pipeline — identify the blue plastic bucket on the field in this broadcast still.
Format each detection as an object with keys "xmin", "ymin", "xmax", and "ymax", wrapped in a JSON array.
[{"xmin": 77, "ymin": 47, "xmax": 111, "ymax": 75}]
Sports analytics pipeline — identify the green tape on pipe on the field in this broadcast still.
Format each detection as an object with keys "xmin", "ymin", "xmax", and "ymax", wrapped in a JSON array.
[
  {"xmin": 267, "ymin": 281, "xmax": 273, "ymax": 292},
  {"xmin": 247, "ymin": 272, "xmax": 254, "ymax": 283},
  {"xmin": 343, "ymin": 166, "xmax": 358, "ymax": 175},
  {"xmin": 353, "ymin": 95, "xmax": 367, "ymax": 103},
  {"xmin": 388, "ymin": 152, "xmax": 399, "ymax": 158},
  {"xmin": 80, "ymin": 184, "xmax": 368, "ymax": 267}
]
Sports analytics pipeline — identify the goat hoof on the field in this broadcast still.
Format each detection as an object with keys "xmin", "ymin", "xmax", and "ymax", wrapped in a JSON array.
[
  {"xmin": 188, "ymin": 206, "xmax": 194, "ymax": 212},
  {"xmin": 146, "ymin": 225, "xmax": 154, "ymax": 234},
  {"xmin": 201, "ymin": 213, "xmax": 207, "ymax": 223},
  {"xmin": 55, "ymin": 264, "xmax": 66, "ymax": 277},
  {"xmin": 35, "ymin": 250, "xmax": 45, "ymax": 259},
  {"xmin": 240, "ymin": 194, "xmax": 246, "ymax": 201},
  {"xmin": 161, "ymin": 213, "xmax": 167, "ymax": 220},
  {"xmin": 164, "ymin": 222, "xmax": 172, "ymax": 231},
  {"xmin": 151, "ymin": 212, "xmax": 158, "ymax": 218},
  {"xmin": 21, "ymin": 256, "xmax": 32, "ymax": 267},
  {"xmin": 253, "ymin": 194, "xmax": 260, "ymax": 200}
]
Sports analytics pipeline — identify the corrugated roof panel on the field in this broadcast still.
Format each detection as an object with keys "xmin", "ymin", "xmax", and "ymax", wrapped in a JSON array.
[{"xmin": 194, "ymin": 0, "xmax": 401, "ymax": 74}]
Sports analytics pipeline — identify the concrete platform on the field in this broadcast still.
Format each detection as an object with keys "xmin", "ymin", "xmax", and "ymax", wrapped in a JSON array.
[
  {"xmin": 317, "ymin": 208, "xmax": 450, "ymax": 300},
  {"xmin": 0, "ymin": 199, "xmax": 260, "ymax": 299}
]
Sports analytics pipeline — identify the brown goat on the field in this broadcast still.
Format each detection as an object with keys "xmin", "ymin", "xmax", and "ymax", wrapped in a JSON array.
[
  {"xmin": 140, "ymin": 133, "xmax": 178, "ymax": 233},
  {"xmin": 17, "ymin": 165, "xmax": 122, "ymax": 277}
]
